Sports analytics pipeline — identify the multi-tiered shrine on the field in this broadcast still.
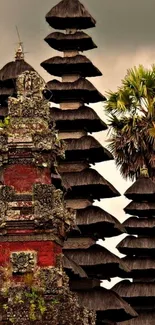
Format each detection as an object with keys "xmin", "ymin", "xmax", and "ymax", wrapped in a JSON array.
[
  {"xmin": 113, "ymin": 170, "xmax": 155, "ymax": 325},
  {"xmin": 41, "ymin": 0, "xmax": 137, "ymax": 324},
  {"xmin": 0, "ymin": 61, "xmax": 100, "ymax": 324}
]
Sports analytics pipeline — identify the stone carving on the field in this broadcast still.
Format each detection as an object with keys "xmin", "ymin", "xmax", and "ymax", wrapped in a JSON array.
[
  {"xmin": 32, "ymin": 131, "xmax": 57, "ymax": 151},
  {"xmin": 0, "ymin": 186, "xmax": 14, "ymax": 229},
  {"xmin": 8, "ymin": 97, "xmax": 50, "ymax": 120},
  {"xmin": 16, "ymin": 70, "xmax": 45, "ymax": 99},
  {"xmin": 0, "ymin": 185, "xmax": 14, "ymax": 202},
  {"xmin": 33, "ymin": 184, "xmax": 76, "ymax": 238},
  {"xmin": 0, "ymin": 258, "xmax": 96, "ymax": 325},
  {"xmin": 10, "ymin": 251, "xmax": 37, "ymax": 273},
  {"xmin": 0, "ymin": 201, "xmax": 7, "ymax": 229},
  {"xmin": 0, "ymin": 133, "xmax": 8, "ymax": 166},
  {"xmin": 0, "ymin": 133, "xmax": 8, "ymax": 151}
]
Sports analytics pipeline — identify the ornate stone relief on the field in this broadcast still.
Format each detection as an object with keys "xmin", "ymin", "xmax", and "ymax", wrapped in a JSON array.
[
  {"xmin": 10, "ymin": 251, "xmax": 37, "ymax": 273},
  {"xmin": 33, "ymin": 184, "xmax": 76, "ymax": 238}
]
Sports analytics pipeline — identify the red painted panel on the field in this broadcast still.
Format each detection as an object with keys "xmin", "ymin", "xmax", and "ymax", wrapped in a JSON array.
[
  {"xmin": 3, "ymin": 165, "xmax": 51, "ymax": 193},
  {"xmin": 0, "ymin": 241, "xmax": 62, "ymax": 267}
]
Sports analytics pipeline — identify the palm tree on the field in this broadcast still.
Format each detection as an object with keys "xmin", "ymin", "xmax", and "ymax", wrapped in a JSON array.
[{"xmin": 105, "ymin": 65, "xmax": 155, "ymax": 180}]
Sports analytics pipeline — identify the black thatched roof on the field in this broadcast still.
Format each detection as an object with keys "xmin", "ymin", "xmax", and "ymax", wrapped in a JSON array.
[
  {"xmin": 63, "ymin": 136, "xmax": 113, "ymax": 163},
  {"xmin": 113, "ymin": 280, "xmax": 155, "ymax": 300},
  {"xmin": 45, "ymin": 0, "xmax": 96, "ymax": 30},
  {"xmin": 41, "ymin": 55, "xmax": 102, "ymax": 77},
  {"xmin": 124, "ymin": 201, "xmax": 155, "ymax": 217},
  {"xmin": 120, "ymin": 256, "xmax": 155, "ymax": 278},
  {"xmin": 0, "ymin": 87, "xmax": 14, "ymax": 96},
  {"xmin": 117, "ymin": 235, "xmax": 155, "ymax": 256},
  {"xmin": 117, "ymin": 312, "xmax": 155, "ymax": 325},
  {"xmin": 44, "ymin": 78, "xmax": 106, "ymax": 103},
  {"xmin": 76, "ymin": 206, "xmax": 124, "ymax": 239},
  {"xmin": 70, "ymin": 277, "xmax": 100, "ymax": 291},
  {"xmin": 0, "ymin": 59, "xmax": 34, "ymax": 81},
  {"xmin": 123, "ymin": 217, "xmax": 155, "ymax": 236},
  {"xmin": 63, "ymin": 255, "xmax": 87, "ymax": 278},
  {"xmin": 44, "ymin": 31, "xmax": 97, "ymax": 52},
  {"xmin": 124, "ymin": 176, "xmax": 155, "ymax": 201},
  {"xmin": 64, "ymin": 243, "xmax": 129, "ymax": 279},
  {"xmin": 50, "ymin": 105, "xmax": 107, "ymax": 132},
  {"xmin": 62, "ymin": 168, "xmax": 120, "ymax": 199},
  {"xmin": 76, "ymin": 286, "xmax": 137, "ymax": 322}
]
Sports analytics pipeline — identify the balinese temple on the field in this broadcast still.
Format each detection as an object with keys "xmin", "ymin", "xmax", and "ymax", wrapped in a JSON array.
[
  {"xmin": 0, "ymin": 44, "xmax": 34, "ymax": 118},
  {"xmin": 0, "ymin": 59, "xmax": 110, "ymax": 324},
  {"xmin": 112, "ymin": 169, "xmax": 155, "ymax": 325},
  {"xmin": 40, "ymin": 0, "xmax": 137, "ymax": 324}
]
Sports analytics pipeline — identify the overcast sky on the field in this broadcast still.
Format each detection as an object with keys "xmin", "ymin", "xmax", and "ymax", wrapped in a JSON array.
[{"xmin": 0, "ymin": 0, "xmax": 154, "ymax": 280}]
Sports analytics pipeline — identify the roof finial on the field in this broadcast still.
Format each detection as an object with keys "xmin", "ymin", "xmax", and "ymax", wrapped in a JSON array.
[
  {"xmin": 140, "ymin": 165, "xmax": 149, "ymax": 177},
  {"xmin": 15, "ymin": 26, "xmax": 24, "ymax": 61}
]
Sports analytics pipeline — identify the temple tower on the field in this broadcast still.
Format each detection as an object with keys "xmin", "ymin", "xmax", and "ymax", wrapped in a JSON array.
[
  {"xmin": 113, "ymin": 170, "xmax": 155, "ymax": 325},
  {"xmin": 0, "ymin": 66, "xmax": 99, "ymax": 325},
  {"xmin": 41, "ymin": 0, "xmax": 137, "ymax": 324}
]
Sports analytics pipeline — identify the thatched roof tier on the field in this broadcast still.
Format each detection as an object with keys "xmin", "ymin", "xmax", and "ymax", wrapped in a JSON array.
[
  {"xmin": 62, "ymin": 169, "xmax": 120, "ymax": 199},
  {"xmin": 124, "ymin": 201, "xmax": 155, "ymax": 217},
  {"xmin": 0, "ymin": 87, "xmax": 14, "ymax": 97},
  {"xmin": 44, "ymin": 78, "xmax": 106, "ymax": 103},
  {"xmin": 69, "ymin": 278, "xmax": 100, "ymax": 291},
  {"xmin": 63, "ymin": 255, "xmax": 87, "ymax": 278},
  {"xmin": 117, "ymin": 312, "xmax": 155, "ymax": 325},
  {"xmin": 117, "ymin": 236, "xmax": 155, "ymax": 256},
  {"xmin": 63, "ymin": 136, "xmax": 113, "ymax": 163},
  {"xmin": 50, "ymin": 106, "xmax": 107, "ymax": 132},
  {"xmin": 64, "ymin": 243, "xmax": 129, "ymax": 279},
  {"xmin": 123, "ymin": 217, "xmax": 155, "ymax": 236},
  {"xmin": 113, "ymin": 280, "xmax": 155, "ymax": 308},
  {"xmin": 76, "ymin": 287, "xmax": 137, "ymax": 322},
  {"xmin": 44, "ymin": 31, "xmax": 97, "ymax": 52},
  {"xmin": 76, "ymin": 206, "xmax": 124, "ymax": 239},
  {"xmin": 124, "ymin": 176, "xmax": 155, "ymax": 201},
  {"xmin": 45, "ymin": 0, "xmax": 96, "ymax": 30},
  {"xmin": 0, "ymin": 59, "xmax": 34, "ymax": 81},
  {"xmin": 120, "ymin": 256, "xmax": 155, "ymax": 278},
  {"xmin": 64, "ymin": 237, "xmax": 96, "ymax": 250},
  {"xmin": 41, "ymin": 55, "xmax": 102, "ymax": 77}
]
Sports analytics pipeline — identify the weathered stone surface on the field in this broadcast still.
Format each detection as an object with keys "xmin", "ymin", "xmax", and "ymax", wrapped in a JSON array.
[
  {"xmin": 10, "ymin": 251, "xmax": 37, "ymax": 274},
  {"xmin": 0, "ymin": 256, "xmax": 96, "ymax": 325},
  {"xmin": 33, "ymin": 184, "xmax": 76, "ymax": 239}
]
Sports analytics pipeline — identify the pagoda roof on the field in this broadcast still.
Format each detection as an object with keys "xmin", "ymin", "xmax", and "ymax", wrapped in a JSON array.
[
  {"xmin": 41, "ymin": 55, "xmax": 102, "ymax": 77},
  {"xmin": 50, "ymin": 105, "xmax": 107, "ymax": 133},
  {"xmin": 64, "ymin": 242, "xmax": 129, "ymax": 279},
  {"xmin": 76, "ymin": 206, "xmax": 124, "ymax": 239},
  {"xmin": 120, "ymin": 256, "xmax": 155, "ymax": 278},
  {"xmin": 76, "ymin": 286, "xmax": 137, "ymax": 322},
  {"xmin": 64, "ymin": 136, "xmax": 113, "ymax": 163},
  {"xmin": 0, "ymin": 59, "xmax": 34, "ymax": 82},
  {"xmin": 61, "ymin": 168, "xmax": 120, "ymax": 199},
  {"xmin": 45, "ymin": 78, "xmax": 106, "ymax": 103},
  {"xmin": 117, "ymin": 312, "xmax": 155, "ymax": 325},
  {"xmin": 45, "ymin": 0, "xmax": 96, "ymax": 30},
  {"xmin": 0, "ymin": 87, "xmax": 14, "ymax": 97},
  {"xmin": 69, "ymin": 277, "xmax": 100, "ymax": 291},
  {"xmin": 112, "ymin": 280, "xmax": 155, "ymax": 304},
  {"xmin": 44, "ymin": 31, "xmax": 97, "ymax": 52},
  {"xmin": 124, "ymin": 201, "xmax": 155, "ymax": 217},
  {"xmin": 124, "ymin": 176, "xmax": 155, "ymax": 201},
  {"xmin": 123, "ymin": 216, "xmax": 155, "ymax": 236},
  {"xmin": 63, "ymin": 255, "xmax": 87, "ymax": 278},
  {"xmin": 117, "ymin": 235, "xmax": 155, "ymax": 256}
]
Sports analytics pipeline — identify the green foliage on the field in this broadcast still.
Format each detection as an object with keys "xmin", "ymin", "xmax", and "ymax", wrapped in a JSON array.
[
  {"xmin": 0, "ymin": 117, "xmax": 10, "ymax": 128},
  {"xmin": 105, "ymin": 65, "xmax": 155, "ymax": 180}
]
